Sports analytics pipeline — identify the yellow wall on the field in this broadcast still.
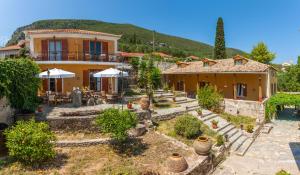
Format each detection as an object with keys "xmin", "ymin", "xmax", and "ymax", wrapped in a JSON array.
[
  {"xmin": 39, "ymin": 64, "xmax": 115, "ymax": 93},
  {"xmin": 166, "ymin": 73, "xmax": 269, "ymax": 101}
]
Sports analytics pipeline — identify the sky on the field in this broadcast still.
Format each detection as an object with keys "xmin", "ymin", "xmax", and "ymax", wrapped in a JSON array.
[{"xmin": 0, "ymin": 0, "xmax": 299, "ymax": 64}]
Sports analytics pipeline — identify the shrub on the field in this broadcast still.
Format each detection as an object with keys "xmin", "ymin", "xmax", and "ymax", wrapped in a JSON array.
[
  {"xmin": 246, "ymin": 124, "xmax": 254, "ymax": 133},
  {"xmin": 211, "ymin": 120, "xmax": 219, "ymax": 125},
  {"xmin": 4, "ymin": 120, "xmax": 56, "ymax": 164},
  {"xmin": 174, "ymin": 115, "xmax": 201, "ymax": 139},
  {"xmin": 276, "ymin": 170, "xmax": 291, "ymax": 175},
  {"xmin": 197, "ymin": 85, "xmax": 223, "ymax": 110},
  {"xmin": 96, "ymin": 108, "xmax": 137, "ymax": 142},
  {"xmin": 216, "ymin": 135, "xmax": 224, "ymax": 146}
]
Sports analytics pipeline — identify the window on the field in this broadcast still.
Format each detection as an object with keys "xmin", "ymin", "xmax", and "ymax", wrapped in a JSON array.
[
  {"xmin": 176, "ymin": 81, "xmax": 184, "ymax": 91},
  {"xmin": 90, "ymin": 41, "xmax": 101, "ymax": 61},
  {"xmin": 89, "ymin": 71, "xmax": 101, "ymax": 91},
  {"xmin": 49, "ymin": 78, "xmax": 56, "ymax": 92},
  {"xmin": 49, "ymin": 40, "xmax": 62, "ymax": 61},
  {"xmin": 234, "ymin": 60, "xmax": 243, "ymax": 65},
  {"xmin": 203, "ymin": 62, "xmax": 209, "ymax": 67},
  {"xmin": 237, "ymin": 83, "xmax": 247, "ymax": 97}
]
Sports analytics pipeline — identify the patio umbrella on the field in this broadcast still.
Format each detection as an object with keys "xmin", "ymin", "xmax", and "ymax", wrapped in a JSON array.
[
  {"xmin": 93, "ymin": 68, "xmax": 128, "ymax": 78},
  {"xmin": 38, "ymin": 68, "xmax": 75, "ymax": 93}
]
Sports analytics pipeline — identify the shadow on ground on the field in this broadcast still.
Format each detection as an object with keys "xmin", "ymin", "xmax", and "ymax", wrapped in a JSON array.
[
  {"xmin": 289, "ymin": 142, "xmax": 300, "ymax": 171},
  {"xmin": 276, "ymin": 108, "xmax": 300, "ymax": 121},
  {"xmin": 110, "ymin": 137, "xmax": 149, "ymax": 157}
]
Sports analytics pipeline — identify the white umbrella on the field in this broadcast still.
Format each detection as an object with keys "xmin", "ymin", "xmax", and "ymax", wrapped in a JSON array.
[
  {"xmin": 93, "ymin": 68, "xmax": 128, "ymax": 78},
  {"xmin": 38, "ymin": 68, "xmax": 75, "ymax": 93}
]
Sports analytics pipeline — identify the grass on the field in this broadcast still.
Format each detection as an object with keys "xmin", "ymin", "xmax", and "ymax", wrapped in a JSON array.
[
  {"xmin": 156, "ymin": 116, "xmax": 218, "ymax": 146},
  {"xmin": 219, "ymin": 112, "xmax": 256, "ymax": 128}
]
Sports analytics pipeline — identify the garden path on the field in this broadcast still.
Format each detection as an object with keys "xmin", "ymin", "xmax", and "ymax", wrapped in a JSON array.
[{"xmin": 213, "ymin": 108, "xmax": 300, "ymax": 175}]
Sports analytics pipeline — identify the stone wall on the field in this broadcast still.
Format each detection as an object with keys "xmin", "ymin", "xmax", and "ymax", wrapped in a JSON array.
[
  {"xmin": 224, "ymin": 98, "xmax": 266, "ymax": 122},
  {"xmin": 0, "ymin": 97, "xmax": 14, "ymax": 125}
]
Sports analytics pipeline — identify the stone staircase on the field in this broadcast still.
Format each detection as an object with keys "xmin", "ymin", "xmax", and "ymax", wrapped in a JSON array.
[{"xmin": 189, "ymin": 110, "xmax": 254, "ymax": 156}]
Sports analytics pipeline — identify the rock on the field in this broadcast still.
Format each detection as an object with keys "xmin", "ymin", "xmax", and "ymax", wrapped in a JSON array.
[{"xmin": 72, "ymin": 88, "xmax": 82, "ymax": 107}]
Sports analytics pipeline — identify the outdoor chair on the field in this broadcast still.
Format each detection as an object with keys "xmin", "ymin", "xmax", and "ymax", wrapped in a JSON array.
[{"xmin": 48, "ymin": 94, "xmax": 56, "ymax": 106}]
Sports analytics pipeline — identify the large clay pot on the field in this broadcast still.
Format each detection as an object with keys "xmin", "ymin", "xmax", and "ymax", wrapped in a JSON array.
[
  {"xmin": 140, "ymin": 97, "xmax": 150, "ymax": 110},
  {"xmin": 166, "ymin": 153, "xmax": 188, "ymax": 173},
  {"xmin": 193, "ymin": 136, "xmax": 212, "ymax": 155}
]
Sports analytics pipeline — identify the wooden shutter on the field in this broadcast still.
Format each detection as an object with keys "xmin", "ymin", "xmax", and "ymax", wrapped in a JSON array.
[
  {"xmin": 83, "ymin": 70, "xmax": 89, "ymax": 87},
  {"xmin": 42, "ymin": 79, "xmax": 48, "ymax": 92},
  {"xmin": 102, "ymin": 42, "xmax": 108, "ymax": 61},
  {"xmin": 243, "ymin": 84, "xmax": 247, "ymax": 97},
  {"xmin": 62, "ymin": 39, "xmax": 68, "ymax": 61},
  {"xmin": 41, "ymin": 40, "xmax": 48, "ymax": 60},
  {"xmin": 83, "ymin": 40, "xmax": 90, "ymax": 60},
  {"xmin": 102, "ymin": 77, "xmax": 109, "ymax": 92},
  {"xmin": 57, "ymin": 79, "xmax": 62, "ymax": 92}
]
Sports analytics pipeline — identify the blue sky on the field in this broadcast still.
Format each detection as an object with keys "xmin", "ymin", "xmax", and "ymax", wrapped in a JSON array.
[{"xmin": 1, "ymin": 0, "xmax": 299, "ymax": 63}]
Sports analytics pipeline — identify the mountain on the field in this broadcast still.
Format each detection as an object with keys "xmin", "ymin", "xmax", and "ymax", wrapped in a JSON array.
[{"xmin": 6, "ymin": 19, "xmax": 246, "ymax": 58}]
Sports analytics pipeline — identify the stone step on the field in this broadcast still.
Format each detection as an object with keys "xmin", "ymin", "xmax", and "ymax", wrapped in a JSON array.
[
  {"xmin": 175, "ymin": 98, "xmax": 197, "ymax": 104},
  {"xmin": 226, "ymin": 128, "xmax": 239, "ymax": 138},
  {"xmin": 235, "ymin": 138, "xmax": 254, "ymax": 156},
  {"xmin": 261, "ymin": 124, "xmax": 273, "ymax": 134},
  {"xmin": 231, "ymin": 135, "xmax": 248, "ymax": 151},
  {"xmin": 228, "ymin": 131, "xmax": 243, "ymax": 146},
  {"xmin": 204, "ymin": 116, "xmax": 229, "ymax": 129},
  {"xmin": 218, "ymin": 124, "xmax": 235, "ymax": 135},
  {"xmin": 201, "ymin": 113, "xmax": 218, "ymax": 122},
  {"xmin": 216, "ymin": 122, "xmax": 232, "ymax": 132}
]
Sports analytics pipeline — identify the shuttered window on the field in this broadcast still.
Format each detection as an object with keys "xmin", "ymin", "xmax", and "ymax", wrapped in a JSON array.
[{"xmin": 237, "ymin": 83, "xmax": 247, "ymax": 97}]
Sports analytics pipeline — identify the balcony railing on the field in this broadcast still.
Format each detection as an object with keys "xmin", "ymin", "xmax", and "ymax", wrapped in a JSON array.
[{"xmin": 32, "ymin": 51, "xmax": 120, "ymax": 62}]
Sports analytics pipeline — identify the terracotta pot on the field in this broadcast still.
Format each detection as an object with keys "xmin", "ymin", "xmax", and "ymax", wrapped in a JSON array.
[
  {"xmin": 193, "ymin": 136, "xmax": 212, "ymax": 155},
  {"xmin": 166, "ymin": 153, "xmax": 188, "ymax": 173},
  {"xmin": 212, "ymin": 123, "xmax": 218, "ymax": 129},
  {"xmin": 140, "ymin": 97, "xmax": 150, "ymax": 110},
  {"xmin": 37, "ymin": 105, "xmax": 43, "ymax": 112},
  {"xmin": 127, "ymin": 103, "xmax": 133, "ymax": 109}
]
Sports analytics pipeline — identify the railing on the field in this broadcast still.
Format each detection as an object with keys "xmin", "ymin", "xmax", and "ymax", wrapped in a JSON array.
[{"xmin": 31, "ymin": 51, "xmax": 121, "ymax": 62}]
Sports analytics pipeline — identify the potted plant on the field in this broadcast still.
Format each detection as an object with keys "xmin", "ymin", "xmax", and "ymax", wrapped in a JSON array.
[
  {"xmin": 127, "ymin": 100, "xmax": 133, "ymax": 109},
  {"xmin": 193, "ymin": 136, "xmax": 212, "ymax": 155},
  {"xmin": 196, "ymin": 108, "xmax": 203, "ymax": 117},
  {"xmin": 246, "ymin": 124, "xmax": 254, "ymax": 133},
  {"xmin": 240, "ymin": 124, "xmax": 244, "ymax": 130},
  {"xmin": 37, "ymin": 105, "xmax": 43, "ymax": 113},
  {"xmin": 216, "ymin": 135, "xmax": 224, "ymax": 147},
  {"xmin": 166, "ymin": 153, "xmax": 188, "ymax": 173},
  {"xmin": 211, "ymin": 120, "xmax": 218, "ymax": 129}
]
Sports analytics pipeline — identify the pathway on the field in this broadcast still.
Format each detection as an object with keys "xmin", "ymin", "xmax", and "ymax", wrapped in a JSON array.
[{"xmin": 213, "ymin": 108, "xmax": 300, "ymax": 175}]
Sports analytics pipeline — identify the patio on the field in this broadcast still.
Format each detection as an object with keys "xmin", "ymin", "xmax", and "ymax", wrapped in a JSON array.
[{"xmin": 213, "ymin": 108, "xmax": 300, "ymax": 175}]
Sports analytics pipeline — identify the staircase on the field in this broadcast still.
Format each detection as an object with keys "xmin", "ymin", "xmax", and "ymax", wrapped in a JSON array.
[{"xmin": 189, "ymin": 110, "xmax": 254, "ymax": 156}]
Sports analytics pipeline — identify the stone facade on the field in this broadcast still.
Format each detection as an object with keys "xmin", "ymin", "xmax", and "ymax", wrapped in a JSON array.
[
  {"xmin": 0, "ymin": 97, "xmax": 14, "ymax": 125},
  {"xmin": 224, "ymin": 98, "xmax": 266, "ymax": 122}
]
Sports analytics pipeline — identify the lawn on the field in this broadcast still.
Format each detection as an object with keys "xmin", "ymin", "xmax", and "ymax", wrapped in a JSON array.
[
  {"xmin": 219, "ymin": 113, "xmax": 256, "ymax": 128},
  {"xmin": 156, "ymin": 116, "xmax": 218, "ymax": 146},
  {"xmin": 0, "ymin": 131, "xmax": 198, "ymax": 175}
]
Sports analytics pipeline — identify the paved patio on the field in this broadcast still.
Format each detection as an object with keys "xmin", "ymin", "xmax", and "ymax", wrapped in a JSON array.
[{"xmin": 214, "ymin": 108, "xmax": 300, "ymax": 175}]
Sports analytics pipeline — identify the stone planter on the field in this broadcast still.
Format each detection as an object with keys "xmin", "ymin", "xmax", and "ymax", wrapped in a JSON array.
[
  {"xmin": 140, "ymin": 97, "xmax": 150, "ymax": 110},
  {"xmin": 193, "ymin": 136, "xmax": 212, "ymax": 155},
  {"xmin": 166, "ymin": 153, "xmax": 188, "ymax": 173},
  {"xmin": 129, "ymin": 124, "xmax": 147, "ymax": 137}
]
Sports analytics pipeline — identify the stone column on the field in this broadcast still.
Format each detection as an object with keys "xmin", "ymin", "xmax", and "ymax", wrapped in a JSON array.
[
  {"xmin": 233, "ymin": 74, "xmax": 237, "ymax": 99},
  {"xmin": 258, "ymin": 76, "xmax": 262, "ymax": 102}
]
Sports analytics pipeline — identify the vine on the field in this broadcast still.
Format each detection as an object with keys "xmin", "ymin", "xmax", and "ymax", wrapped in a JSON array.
[{"xmin": 265, "ymin": 93, "xmax": 300, "ymax": 122}]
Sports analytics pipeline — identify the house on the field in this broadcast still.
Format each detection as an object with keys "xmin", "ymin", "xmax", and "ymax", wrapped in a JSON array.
[
  {"xmin": 0, "ymin": 40, "xmax": 26, "ymax": 58},
  {"xmin": 24, "ymin": 29, "xmax": 124, "ymax": 94},
  {"xmin": 163, "ymin": 55, "xmax": 277, "ymax": 119}
]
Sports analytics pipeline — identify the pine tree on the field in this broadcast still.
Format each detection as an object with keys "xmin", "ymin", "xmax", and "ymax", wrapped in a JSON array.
[{"xmin": 214, "ymin": 17, "xmax": 226, "ymax": 59}]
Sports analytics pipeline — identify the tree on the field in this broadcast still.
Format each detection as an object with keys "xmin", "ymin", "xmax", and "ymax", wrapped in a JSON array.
[
  {"xmin": 277, "ymin": 65, "xmax": 300, "ymax": 92},
  {"xmin": 250, "ymin": 42, "xmax": 275, "ymax": 64},
  {"xmin": 197, "ymin": 85, "xmax": 223, "ymax": 110},
  {"xmin": 214, "ymin": 17, "xmax": 226, "ymax": 60},
  {"xmin": 297, "ymin": 56, "xmax": 300, "ymax": 65}
]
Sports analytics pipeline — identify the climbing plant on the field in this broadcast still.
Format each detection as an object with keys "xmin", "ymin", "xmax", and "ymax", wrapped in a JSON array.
[
  {"xmin": 265, "ymin": 93, "xmax": 300, "ymax": 122},
  {"xmin": 0, "ymin": 58, "xmax": 41, "ymax": 112}
]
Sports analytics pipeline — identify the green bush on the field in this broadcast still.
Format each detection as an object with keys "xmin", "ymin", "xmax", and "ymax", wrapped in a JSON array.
[
  {"xmin": 276, "ymin": 170, "xmax": 291, "ymax": 175},
  {"xmin": 216, "ymin": 135, "xmax": 224, "ymax": 146},
  {"xmin": 0, "ymin": 58, "xmax": 41, "ymax": 112},
  {"xmin": 197, "ymin": 85, "xmax": 223, "ymax": 110},
  {"xmin": 174, "ymin": 115, "xmax": 201, "ymax": 139},
  {"xmin": 246, "ymin": 124, "xmax": 254, "ymax": 133},
  {"xmin": 4, "ymin": 120, "xmax": 56, "ymax": 164},
  {"xmin": 96, "ymin": 108, "xmax": 137, "ymax": 142}
]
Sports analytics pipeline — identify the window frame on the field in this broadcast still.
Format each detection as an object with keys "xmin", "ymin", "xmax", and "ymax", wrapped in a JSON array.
[{"xmin": 236, "ymin": 83, "xmax": 247, "ymax": 98}]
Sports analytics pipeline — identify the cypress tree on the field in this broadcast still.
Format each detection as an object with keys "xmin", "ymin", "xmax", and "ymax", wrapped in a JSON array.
[{"xmin": 214, "ymin": 17, "xmax": 226, "ymax": 59}]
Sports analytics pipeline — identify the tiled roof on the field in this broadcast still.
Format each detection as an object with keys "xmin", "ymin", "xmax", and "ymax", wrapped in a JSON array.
[
  {"xmin": 163, "ymin": 56, "xmax": 271, "ymax": 74},
  {"xmin": 119, "ymin": 52, "xmax": 145, "ymax": 57},
  {"xmin": 152, "ymin": 52, "xmax": 172, "ymax": 58},
  {"xmin": 0, "ymin": 45, "xmax": 21, "ymax": 51},
  {"xmin": 24, "ymin": 29, "xmax": 122, "ymax": 38}
]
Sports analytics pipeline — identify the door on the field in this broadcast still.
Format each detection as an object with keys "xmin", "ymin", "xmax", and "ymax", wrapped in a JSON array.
[{"xmin": 49, "ymin": 40, "xmax": 62, "ymax": 61}]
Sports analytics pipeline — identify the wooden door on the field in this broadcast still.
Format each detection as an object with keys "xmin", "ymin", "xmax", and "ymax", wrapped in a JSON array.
[
  {"xmin": 41, "ymin": 40, "xmax": 48, "ymax": 60},
  {"xmin": 57, "ymin": 79, "xmax": 62, "ymax": 92},
  {"xmin": 42, "ymin": 79, "xmax": 48, "ymax": 92},
  {"xmin": 83, "ymin": 70, "xmax": 89, "ymax": 87},
  {"xmin": 102, "ymin": 77, "xmax": 109, "ymax": 92},
  {"xmin": 62, "ymin": 39, "xmax": 68, "ymax": 61}
]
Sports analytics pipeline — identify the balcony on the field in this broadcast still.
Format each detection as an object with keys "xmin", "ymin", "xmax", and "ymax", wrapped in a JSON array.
[{"xmin": 32, "ymin": 51, "xmax": 120, "ymax": 62}]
